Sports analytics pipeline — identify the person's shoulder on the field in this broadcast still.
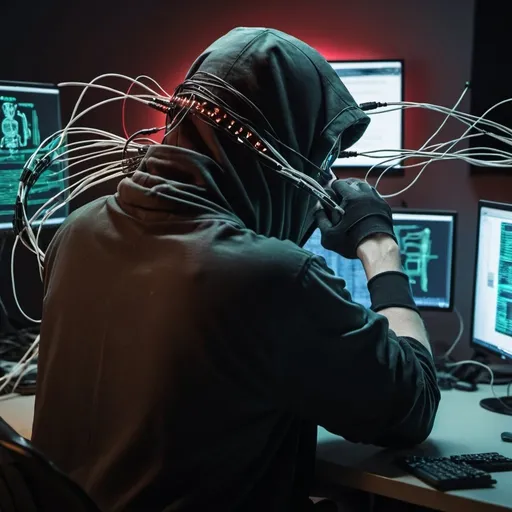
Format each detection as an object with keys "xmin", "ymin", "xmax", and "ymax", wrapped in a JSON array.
[
  {"xmin": 45, "ymin": 197, "xmax": 112, "ymax": 259},
  {"xmin": 198, "ymin": 230, "xmax": 314, "ymax": 318},
  {"xmin": 210, "ymin": 229, "xmax": 313, "ymax": 284},
  {"xmin": 56, "ymin": 196, "xmax": 110, "ymax": 233}
]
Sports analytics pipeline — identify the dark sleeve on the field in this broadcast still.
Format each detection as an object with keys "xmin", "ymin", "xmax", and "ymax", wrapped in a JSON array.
[{"xmin": 273, "ymin": 256, "xmax": 440, "ymax": 448}]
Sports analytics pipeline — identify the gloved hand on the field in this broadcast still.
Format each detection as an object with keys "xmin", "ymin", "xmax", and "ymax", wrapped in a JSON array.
[{"xmin": 315, "ymin": 178, "xmax": 397, "ymax": 259}]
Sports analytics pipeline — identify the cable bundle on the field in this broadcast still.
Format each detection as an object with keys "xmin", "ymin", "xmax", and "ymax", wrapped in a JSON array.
[
  {"xmin": 6, "ymin": 73, "xmax": 512, "ymax": 397},
  {"xmin": 361, "ymin": 84, "xmax": 512, "ymax": 197}
]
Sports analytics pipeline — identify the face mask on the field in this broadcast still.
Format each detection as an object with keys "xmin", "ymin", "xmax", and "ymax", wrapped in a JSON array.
[
  {"xmin": 297, "ymin": 137, "xmax": 341, "ymax": 246},
  {"xmin": 319, "ymin": 135, "xmax": 341, "ymax": 176}
]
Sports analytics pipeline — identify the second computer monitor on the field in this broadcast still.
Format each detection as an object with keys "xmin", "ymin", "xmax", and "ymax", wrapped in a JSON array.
[
  {"xmin": 303, "ymin": 210, "xmax": 456, "ymax": 310},
  {"xmin": 0, "ymin": 81, "xmax": 68, "ymax": 233},
  {"xmin": 328, "ymin": 60, "xmax": 404, "ymax": 169}
]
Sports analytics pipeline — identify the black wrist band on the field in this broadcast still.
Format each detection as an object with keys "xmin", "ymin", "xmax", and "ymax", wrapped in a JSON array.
[{"xmin": 367, "ymin": 271, "xmax": 420, "ymax": 314}]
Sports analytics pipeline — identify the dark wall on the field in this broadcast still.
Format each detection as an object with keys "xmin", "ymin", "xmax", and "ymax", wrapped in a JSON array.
[
  {"xmin": 469, "ymin": 0, "xmax": 512, "ymax": 169},
  {"xmin": 1, "ymin": 0, "xmax": 509, "ymax": 359}
]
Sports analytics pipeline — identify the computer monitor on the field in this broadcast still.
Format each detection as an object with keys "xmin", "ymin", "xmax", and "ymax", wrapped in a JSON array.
[
  {"xmin": 328, "ymin": 60, "xmax": 404, "ymax": 170},
  {"xmin": 471, "ymin": 200, "xmax": 512, "ymax": 415},
  {"xmin": 0, "ymin": 81, "xmax": 68, "ymax": 233},
  {"xmin": 303, "ymin": 209, "xmax": 456, "ymax": 310}
]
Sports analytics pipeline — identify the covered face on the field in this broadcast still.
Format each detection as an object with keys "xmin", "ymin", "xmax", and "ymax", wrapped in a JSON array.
[{"xmin": 163, "ymin": 27, "xmax": 370, "ymax": 245}]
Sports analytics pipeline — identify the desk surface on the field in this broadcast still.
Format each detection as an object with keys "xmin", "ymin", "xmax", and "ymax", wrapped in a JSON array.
[
  {"xmin": 0, "ymin": 394, "xmax": 35, "ymax": 439},
  {"xmin": 317, "ymin": 386, "xmax": 512, "ymax": 511},
  {"xmin": 0, "ymin": 389, "xmax": 511, "ymax": 511}
]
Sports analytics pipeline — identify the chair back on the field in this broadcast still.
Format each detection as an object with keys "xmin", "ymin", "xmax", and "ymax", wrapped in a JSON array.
[{"xmin": 0, "ymin": 416, "xmax": 101, "ymax": 511}]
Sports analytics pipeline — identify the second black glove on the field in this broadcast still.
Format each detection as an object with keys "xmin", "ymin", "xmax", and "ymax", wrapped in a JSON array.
[{"xmin": 315, "ymin": 178, "xmax": 397, "ymax": 259}]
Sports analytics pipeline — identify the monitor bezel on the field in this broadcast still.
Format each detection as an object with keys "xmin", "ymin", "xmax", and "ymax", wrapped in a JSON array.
[
  {"xmin": 328, "ymin": 58, "xmax": 405, "ymax": 173},
  {"xmin": 392, "ymin": 208, "xmax": 457, "ymax": 312},
  {"xmin": 0, "ymin": 80, "xmax": 59, "ymax": 93},
  {"xmin": 0, "ymin": 80, "xmax": 66, "ymax": 234},
  {"xmin": 470, "ymin": 199, "xmax": 512, "ymax": 361}
]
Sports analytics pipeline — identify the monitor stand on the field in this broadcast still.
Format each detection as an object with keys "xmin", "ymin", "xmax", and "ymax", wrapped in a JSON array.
[{"xmin": 480, "ymin": 397, "xmax": 512, "ymax": 416}]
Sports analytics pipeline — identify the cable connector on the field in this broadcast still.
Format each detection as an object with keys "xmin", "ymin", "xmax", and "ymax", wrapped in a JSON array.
[
  {"xmin": 20, "ymin": 166, "xmax": 32, "ymax": 184},
  {"xmin": 338, "ymin": 150, "xmax": 358, "ymax": 158},
  {"xmin": 151, "ymin": 97, "xmax": 173, "ymax": 108},
  {"xmin": 138, "ymin": 127, "xmax": 163, "ymax": 135},
  {"xmin": 148, "ymin": 101, "xmax": 170, "ymax": 114},
  {"xmin": 359, "ymin": 101, "xmax": 388, "ymax": 111},
  {"xmin": 12, "ymin": 198, "xmax": 24, "ymax": 236},
  {"xmin": 20, "ymin": 155, "xmax": 52, "ymax": 187}
]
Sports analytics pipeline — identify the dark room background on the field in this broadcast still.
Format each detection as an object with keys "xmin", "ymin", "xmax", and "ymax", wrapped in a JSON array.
[{"xmin": 1, "ymin": 0, "xmax": 511, "ymax": 361}]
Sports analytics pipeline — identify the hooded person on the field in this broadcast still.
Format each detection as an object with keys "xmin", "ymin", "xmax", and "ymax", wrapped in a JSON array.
[{"xmin": 32, "ymin": 27, "xmax": 440, "ymax": 512}]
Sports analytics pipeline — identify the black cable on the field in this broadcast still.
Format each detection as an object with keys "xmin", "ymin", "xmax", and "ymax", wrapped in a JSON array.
[
  {"xmin": 121, "ymin": 127, "xmax": 162, "ymax": 173},
  {"xmin": 0, "ymin": 238, "xmax": 14, "ymax": 335},
  {"xmin": 359, "ymin": 101, "xmax": 388, "ymax": 111}
]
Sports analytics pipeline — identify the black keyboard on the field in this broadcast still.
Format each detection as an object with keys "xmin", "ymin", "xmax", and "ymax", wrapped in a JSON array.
[
  {"xmin": 449, "ymin": 452, "xmax": 512, "ymax": 472},
  {"xmin": 396, "ymin": 456, "xmax": 496, "ymax": 491}
]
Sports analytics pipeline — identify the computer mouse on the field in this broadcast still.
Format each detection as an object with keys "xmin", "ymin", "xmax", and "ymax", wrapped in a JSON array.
[
  {"xmin": 452, "ymin": 380, "xmax": 478, "ymax": 392},
  {"xmin": 501, "ymin": 432, "xmax": 512, "ymax": 443}
]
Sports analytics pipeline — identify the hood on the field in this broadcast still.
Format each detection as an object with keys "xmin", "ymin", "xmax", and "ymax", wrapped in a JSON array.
[{"xmin": 125, "ymin": 27, "xmax": 370, "ymax": 244}]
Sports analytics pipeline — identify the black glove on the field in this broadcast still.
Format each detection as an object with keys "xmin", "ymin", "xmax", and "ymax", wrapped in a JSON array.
[{"xmin": 315, "ymin": 178, "xmax": 397, "ymax": 259}]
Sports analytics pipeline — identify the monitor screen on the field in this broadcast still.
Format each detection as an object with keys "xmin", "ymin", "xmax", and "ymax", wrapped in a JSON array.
[
  {"xmin": 303, "ymin": 210, "xmax": 456, "ymax": 310},
  {"xmin": 329, "ymin": 60, "xmax": 403, "ymax": 169},
  {"xmin": 0, "ymin": 82, "xmax": 68, "ymax": 233},
  {"xmin": 472, "ymin": 201, "xmax": 512, "ymax": 361}
]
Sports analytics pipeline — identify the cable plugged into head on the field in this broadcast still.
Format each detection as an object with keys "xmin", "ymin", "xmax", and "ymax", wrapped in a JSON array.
[
  {"xmin": 149, "ymin": 89, "xmax": 345, "ymax": 217},
  {"xmin": 15, "ymin": 74, "xmax": 512, "ymax": 279}
]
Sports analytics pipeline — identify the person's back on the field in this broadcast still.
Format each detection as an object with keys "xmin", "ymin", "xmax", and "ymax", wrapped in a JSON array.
[
  {"xmin": 34, "ymin": 178, "xmax": 320, "ymax": 511},
  {"xmin": 32, "ymin": 27, "xmax": 440, "ymax": 512}
]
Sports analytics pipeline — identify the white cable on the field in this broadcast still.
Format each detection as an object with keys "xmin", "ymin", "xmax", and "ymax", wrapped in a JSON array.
[
  {"xmin": 19, "ymin": 133, "xmax": 140, "ymax": 256},
  {"xmin": 4, "ymin": 74, "xmax": 171, "ymax": 390},
  {"xmin": 445, "ymin": 360, "xmax": 512, "ymax": 412},
  {"xmin": 24, "ymin": 89, "xmax": 154, "ymax": 178},
  {"xmin": 443, "ymin": 307, "xmax": 464, "ymax": 359},
  {"xmin": 11, "ymin": 165, "xmax": 126, "ymax": 322},
  {"xmin": 10, "ymin": 346, "xmax": 38, "ymax": 394},
  {"xmin": 18, "ymin": 152, "xmax": 128, "ymax": 259},
  {"xmin": 12, "ymin": 75, "xmax": 512, "ymax": 381},
  {"xmin": 129, "ymin": 74, "xmax": 171, "ymax": 98},
  {"xmin": 390, "ymin": 99, "xmax": 512, "ymax": 138},
  {"xmin": 0, "ymin": 335, "xmax": 39, "ymax": 394},
  {"xmin": 36, "ymin": 165, "xmax": 125, "ymax": 232},
  {"xmin": 362, "ymin": 93, "xmax": 512, "ymax": 189},
  {"xmin": 33, "ymin": 164, "xmax": 127, "ymax": 274},
  {"xmin": 10, "ymin": 234, "xmax": 41, "ymax": 324},
  {"xmin": 0, "ymin": 335, "xmax": 39, "ymax": 382},
  {"xmin": 373, "ymin": 115, "xmax": 512, "ymax": 196},
  {"xmin": 371, "ymin": 89, "xmax": 471, "ymax": 187},
  {"xmin": 8, "ymin": 74, "xmax": 512, "ymax": 408}
]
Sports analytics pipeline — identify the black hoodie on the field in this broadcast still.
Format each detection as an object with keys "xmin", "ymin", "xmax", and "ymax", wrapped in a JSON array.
[{"xmin": 32, "ymin": 28, "xmax": 440, "ymax": 512}]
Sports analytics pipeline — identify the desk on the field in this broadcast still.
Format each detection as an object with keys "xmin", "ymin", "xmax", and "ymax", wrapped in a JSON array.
[
  {"xmin": 317, "ymin": 386, "xmax": 512, "ymax": 511},
  {"xmin": 0, "ymin": 389, "xmax": 511, "ymax": 511},
  {"xmin": 0, "ymin": 394, "xmax": 35, "ymax": 440}
]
